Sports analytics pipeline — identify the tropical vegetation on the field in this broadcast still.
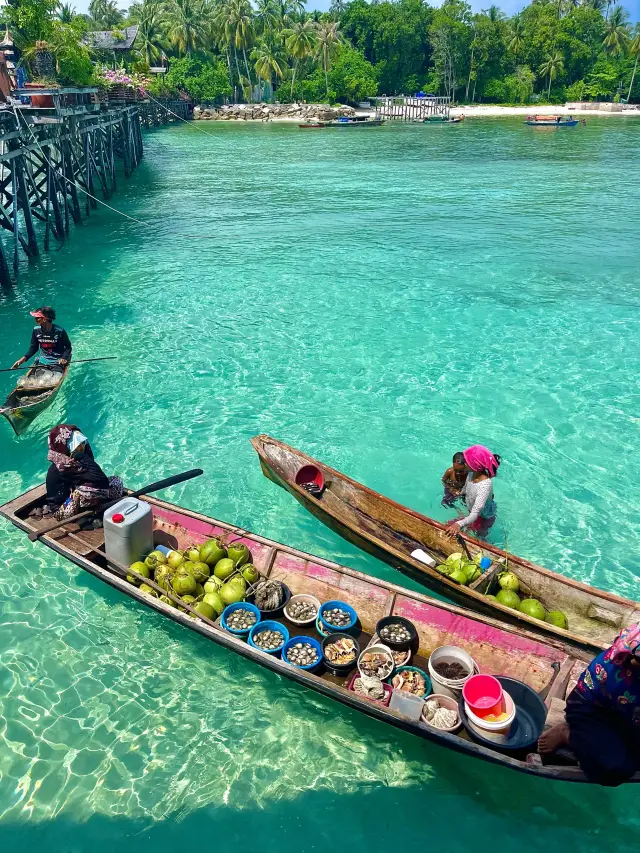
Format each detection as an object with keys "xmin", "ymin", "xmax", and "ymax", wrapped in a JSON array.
[{"xmin": 2, "ymin": 0, "xmax": 639, "ymax": 104}]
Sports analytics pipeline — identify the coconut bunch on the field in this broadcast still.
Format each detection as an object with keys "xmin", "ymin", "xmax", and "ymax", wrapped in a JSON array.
[
  {"xmin": 126, "ymin": 537, "xmax": 261, "ymax": 621},
  {"xmin": 484, "ymin": 570, "xmax": 568, "ymax": 628}
]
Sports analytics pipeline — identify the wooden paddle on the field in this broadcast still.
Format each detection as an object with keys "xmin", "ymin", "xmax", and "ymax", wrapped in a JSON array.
[
  {"xmin": 0, "ymin": 357, "xmax": 117, "ymax": 373},
  {"xmin": 29, "ymin": 468, "xmax": 204, "ymax": 542}
]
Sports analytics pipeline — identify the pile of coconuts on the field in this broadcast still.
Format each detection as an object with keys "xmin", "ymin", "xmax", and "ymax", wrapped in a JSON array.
[
  {"xmin": 486, "ymin": 570, "xmax": 568, "ymax": 629},
  {"xmin": 127, "ymin": 537, "xmax": 260, "ymax": 620}
]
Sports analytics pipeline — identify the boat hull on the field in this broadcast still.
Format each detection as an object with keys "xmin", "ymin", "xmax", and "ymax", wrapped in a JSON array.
[
  {"xmin": 2, "ymin": 482, "xmax": 630, "ymax": 783},
  {"xmin": 0, "ymin": 365, "xmax": 68, "ymax": 436}
]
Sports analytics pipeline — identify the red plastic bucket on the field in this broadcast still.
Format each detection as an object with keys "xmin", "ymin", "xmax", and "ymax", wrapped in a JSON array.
[
  {"xmin": 462, "ymin": 674, "xmax": 504, "ymax": 718},
  {"xmin": 295, "ymin": 465, "xmax": 325, "ymax": 490}
]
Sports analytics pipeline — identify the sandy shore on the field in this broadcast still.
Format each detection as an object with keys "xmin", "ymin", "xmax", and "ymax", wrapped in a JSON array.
[{"xmin": 450, "ymin": 105, "xmax": 640, "ymax": 118}]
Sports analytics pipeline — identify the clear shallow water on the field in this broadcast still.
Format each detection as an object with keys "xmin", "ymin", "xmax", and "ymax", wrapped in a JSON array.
[{"xmin": 0, "ymin": 117, "xmax": 639, "ymax": 849}]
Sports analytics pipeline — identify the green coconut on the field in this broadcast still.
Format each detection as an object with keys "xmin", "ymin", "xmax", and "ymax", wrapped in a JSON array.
[
  {"xmin": 199, "ymin": 538, "xmax": 227, "ymax": 566},
  {"xmin": 496, "ymin": 588, "xmax": 521, "ymax": 609},
  {"xmin": 191, "ymin": 561, "xmax": 210, "ymax": 584},
  {"xmin": 214, "ymin": 558, "xmax": 236, "ymax": 580},
  {"xmin": 172, "ymin": 571, "xmax": 196, "ymax": 596},
  {"xmin": 449, "ymin": 567, "xmax": 469, "ymax": 585},
  {"xmin": 158, "ymin": 594, "xmax": 173, "ymax": 606},
  {"xmin": 241, "ymin": 564, "xmax": 260, "ymax": 584},
  {"xmin": 497, "ymin": 571, "xmax": 520, "ymax": 593},
  {"xmin": 127, "ymin": 561, "xmax": 151, "ymax": 585},
  {"xmin": 204, "ymin": 577, "xmax": 223, "ymax": 594},
  {"xmin": 519, "ymin": 599, "xmax": 547, "ymax": 620},
  {"xmin": 167, "ymin": 550, "xmax": 184, "ymax": 570},
  {"xmin": 154, "ymin": 563, "xmax": 171, "ymax": 582},
  {"xmin": 444, "ymin": 553, "xmax": 465, "ymax": 572},
  {"xmin": 546, "ymin": 610, "xmax": 569, "ymax": 629},
  {"xmin": 229, "ymin": 575, "xmax": 247, "ymax": 593},
  {"xmin": 485, "ymin": 594, "xmax": 498, "ymax": 601},
  {"xmin": 139, "ymin": 584, "xmax": 157, "ymax": 597},
  {"xmin": 227, "ymin": 543, "xmax": 251, "ymax": 567},
  {"xmin": 436, "ymin": 563, "xmax": 454, "ymax": 575},
  {"xmin": 144, "ymin": 554, "xmax": 159, "ymax": 570},
  {"xmin": 220, "ymin": 582, "xmax": 245, "ymax": 605},
  {"xmin": 148, "ymin": 549, "xmax": 167, "ymax": 565},
  {"xmin": 184, "ymin": 546, "xmax": 201, "ymax": 563},
  {"xmin": 194, "ymin": 601, "xmax": 215, "ymax": 620},
  {"xmin": 203, "ymin": 592, "xmax": 225, "ymax": 616},
  {"xmin": 182, "ymin": 595, "xmax": 197, "ymax": 605},
  {"xmin": 463, "ymin": 563, "xmax": 481, "ymax": 583}
]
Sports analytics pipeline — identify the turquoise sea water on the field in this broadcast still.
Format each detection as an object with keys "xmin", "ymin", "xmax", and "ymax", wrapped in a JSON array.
[{"xmin": 0, "ymin": 117, "xmax": 639, "ymax": 850}]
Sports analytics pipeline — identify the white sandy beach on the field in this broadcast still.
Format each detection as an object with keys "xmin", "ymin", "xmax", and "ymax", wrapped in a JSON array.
[{"xmin": 450, "ymin": 104, "xmax": 640, "ymax": 117}]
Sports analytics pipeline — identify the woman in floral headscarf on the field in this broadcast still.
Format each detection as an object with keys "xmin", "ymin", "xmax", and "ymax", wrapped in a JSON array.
[
  {"xmin": 40, "ymin": 424, "xmax": 123, "ymax": 521},
  {"xmin": 539, "ymin": 623, "xmax": 640, "ymax": 786}
]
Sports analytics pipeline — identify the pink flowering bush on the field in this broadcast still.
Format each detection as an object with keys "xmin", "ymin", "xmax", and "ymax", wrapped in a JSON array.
[{"xmin": 97, "ymin": 67, "xmax": 151, "ymax": 96}]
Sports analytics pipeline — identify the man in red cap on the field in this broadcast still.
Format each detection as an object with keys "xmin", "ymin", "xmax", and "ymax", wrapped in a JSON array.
[{"xmin": 11, "ymin": 306, "xmax": 72, "ymax": 388}]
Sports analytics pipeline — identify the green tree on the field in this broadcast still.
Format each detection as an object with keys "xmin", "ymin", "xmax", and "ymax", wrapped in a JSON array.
[
  {"xmin": 508, "ymin": 14, "xmax": 524, "ymax": 61},
  {"xmin": 56, "ymin": 2, "xmax": 75, "ymax": 23},
  {"xmin": 128, "ymin": 0, "xmax": 166, "ymax": 64},
  {"xmin": 315, "ymin": 20, "xmax": 344, "ymax": 98},
  {"xmin": 538, "ymin": 50, "xmax": 564, "ymax": 99},
  {"xmin": 88, "ymin": 0, "xmax": 123, "ymax": 28},
  {"xmin": 251, "ymin": 33, "xmax": 286, "ymax": 97},
  {"xmin": 627, "ymin": 25, "xmax": 640, "ymax": 101},
  {"xmin": 164, "ymin": 0, "xmax": 206, "ymax": 57},
  {"xmin": 325, "ymin": 43, "xmax": 377, "ymax": 102},
  {"xmin": 164, "ymin": 55, "xmax": 232, "ymax": 100},
  {"xmin": 4, "ymin": 0, "xmax": 57, "ymax": 48},
  {"xmin": 283, "ymin": 18, "xmax": 316, "ymax": 98},
  {"xmin": 602, "ymin": 5, "xmax": 629, "ymax": 56}
]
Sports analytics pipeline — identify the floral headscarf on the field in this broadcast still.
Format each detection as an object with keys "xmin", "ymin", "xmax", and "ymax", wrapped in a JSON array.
[
  {"xmin": 47, "ymin": 424, "xmax": 86, "ymax": 473},
  {"xmin": 608, "ymin": 623, "xmax": 640, "ymax": 665}
]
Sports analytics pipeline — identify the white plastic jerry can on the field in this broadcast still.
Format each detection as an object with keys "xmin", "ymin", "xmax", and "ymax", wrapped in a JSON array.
[{"xmin": 103, "ymin": 498, "xmax": 154, "ymax": 567}]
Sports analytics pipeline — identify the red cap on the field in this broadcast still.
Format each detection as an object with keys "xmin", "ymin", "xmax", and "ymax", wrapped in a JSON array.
[{"xmin": 112, "ymin": 513, "xmax": 124, "ymax": 523}]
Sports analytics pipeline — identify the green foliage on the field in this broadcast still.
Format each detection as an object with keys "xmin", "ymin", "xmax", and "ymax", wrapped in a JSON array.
[
  {"xmin": 327, "ymin": 44, "xmax": 377, "ymax": 102},
  {"xmin": 164, "ymin": 57, "xmax": 233, "ymax": 102},
  {"xmin": 4, "ymin": 0, "xmax": 58, "ymax": 48}
]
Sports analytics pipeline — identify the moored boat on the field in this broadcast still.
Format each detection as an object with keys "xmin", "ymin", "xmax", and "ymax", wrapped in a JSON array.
[
  {"xmin": 0, "ymin": 363, "xmax": 69, "ymax": 436},
  {"xmin": 525, "ymin": 115, "xmax": 582, "ymax": 127},
  {"xmin": 2, "ymin": 481, "xmax": 635, "ymax": 782},
  {"xmin": 299, "ymin": 117, "xmax": 385, "ymax": 128},
  {"xmin": 250, "ymin": 435, "xmax": 640, "ymax": 655},
  {"xmin": 423, "ymin": 115, "xmax": 464, "ymax": 123}
]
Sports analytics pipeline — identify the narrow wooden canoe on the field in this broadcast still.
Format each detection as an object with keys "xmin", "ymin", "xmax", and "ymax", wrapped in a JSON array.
[
  {"xmin": 250, "ymin": 435, "xmax": 640, "ymax": 656},
  {"xmin": 3, "ymin": 482, "xmax": 634, "ymax": 783},
  {"xmin": 525, "ymin": 119, "xmax": 580, "ymax": 127},
  {"xmin": 0, "ymin": 364, "xmax": 68, "ymax": 436}
]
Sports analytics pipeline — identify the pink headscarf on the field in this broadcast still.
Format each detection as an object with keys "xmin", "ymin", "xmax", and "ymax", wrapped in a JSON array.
[
  {"xmin": 463, "ymin": 445, "xmax": 500, "ymax": 477},
  {"xmin": 608, "ymin": 623, "xmax": 640, "ymax": 664}
]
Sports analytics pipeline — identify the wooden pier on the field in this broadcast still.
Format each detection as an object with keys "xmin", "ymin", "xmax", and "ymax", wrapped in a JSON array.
[
  {"xmin": 0, "ymin": 88, "xmax": 191, "ymax": 286},
  {"xmin": 374, "ymin": 96, "xmax": 451, "ymax": 122}
]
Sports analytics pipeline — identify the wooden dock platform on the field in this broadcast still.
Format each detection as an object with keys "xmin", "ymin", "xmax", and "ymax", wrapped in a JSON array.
[{"xmin": 374, "ymin": 96, "xmax": 451, "ymax": 122}]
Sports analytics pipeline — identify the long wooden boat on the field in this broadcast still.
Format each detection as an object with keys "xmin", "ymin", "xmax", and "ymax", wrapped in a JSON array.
[
  {"xmin": 525, "ymin": 117, "xmax": 580, "ymax": 127},
  {"xmin": 250, "ymin": 435, "xmax": 640, "ymax": 656},
  {"xmin": 3, "ymin": 482, "xmax": 636, "ymax": 783},
  {"xmin": 299, "ymin": 118, "xmax": 385, "ymax": 128},
  {"xmin": 0, "ymin": 364, "xmax": 68, "ymax": 436},
  {"xmin": 424, "ymin": 116, "xmax": 464, "ymax": 124}
]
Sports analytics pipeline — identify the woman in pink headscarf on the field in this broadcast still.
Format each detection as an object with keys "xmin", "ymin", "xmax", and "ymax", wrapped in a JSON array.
[{"xmin": 444, "ymin": 445, "xmax": 501, "ymax": 539}]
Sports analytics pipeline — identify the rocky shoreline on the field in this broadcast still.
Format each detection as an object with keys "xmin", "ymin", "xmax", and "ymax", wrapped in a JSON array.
[{"xmin": 194, "ymin": 103, "xmax": 358, "ymax": 121}]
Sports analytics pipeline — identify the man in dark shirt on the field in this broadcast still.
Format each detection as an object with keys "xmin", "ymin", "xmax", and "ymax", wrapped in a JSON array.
[{"xmin": 11, "ymin": 306, "xmax": 72, "ymax": 371}]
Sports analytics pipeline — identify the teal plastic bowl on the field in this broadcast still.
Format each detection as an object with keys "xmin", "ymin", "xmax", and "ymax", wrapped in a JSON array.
[{"xmin": 387, "ymin": 665, "xmax": 432, "ymax": 698}]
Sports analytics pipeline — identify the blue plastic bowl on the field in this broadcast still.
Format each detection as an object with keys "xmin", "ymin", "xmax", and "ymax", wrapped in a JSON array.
[
  {"xmin": 282, "ymin": 636, "xmax": 323, "ymax": 671},
  {"xmin": 319, "ymin": 600, "xmax": 358, "ymax": 633},
  {"xmin": 387, "ymin": 665, "xmax": 432, "ymax": 698},
  {"xmin": 220, "ymin": 602, "xmax": 261, "ymax": 637},
  {"xmin": 248, "ymin": 620, "xmax": 289, "ymax": 655}
]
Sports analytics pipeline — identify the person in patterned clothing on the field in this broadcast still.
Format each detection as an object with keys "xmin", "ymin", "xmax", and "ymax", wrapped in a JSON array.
[{"xmin": 539, "ymin": 623, "xmax": 640, "ymax": 785}]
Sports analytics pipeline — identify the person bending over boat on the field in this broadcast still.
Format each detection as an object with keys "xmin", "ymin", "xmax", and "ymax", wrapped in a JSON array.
[
  {"xmin": 39, "ymin": 424, "xmax": 123, "ymax": 521},
  {"xmin": 539, "ymin": 624, "xmax": 640, "ymax": 786},
  {"xmin": 444, "ymin": 445, "xmax": 500, "ymax": 539}
]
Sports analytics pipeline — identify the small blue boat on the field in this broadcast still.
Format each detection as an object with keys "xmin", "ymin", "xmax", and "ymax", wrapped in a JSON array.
[{"xmin": 525, "ymin": 116, "xmax": 582, "ymax": 127}]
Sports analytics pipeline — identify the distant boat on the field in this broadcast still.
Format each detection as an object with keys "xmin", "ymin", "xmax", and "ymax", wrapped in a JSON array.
[
  {"xmin": 423, "ymin": 115, "xmax": 464, "ymax": 124},
  {"xmin": 0, "ymin": 364, "xmax": 68, "ymax": 436},
  {"xmin": 525, "ymin": 115, "xmax": 582, "ymax": 127},
  {"xmin": 298, "ymin": 117, "xmax": 385, "ymax": 129}
]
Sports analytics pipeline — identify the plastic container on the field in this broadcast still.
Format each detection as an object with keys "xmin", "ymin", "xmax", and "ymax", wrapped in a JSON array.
[
  {"xmin": 220, "ymin": 602, "xmax": 262, "ymax": 638},
  {"xmin": 427, "ymin": 645, "xmax": 477, "ymax": 700},
  {"xmin": 421, "ymin": 694, "xmax": 462, "ymax": 733},
  {"xmin": 284, "ymin": 593, "xmax": 321, "ymax": 626},
  {"xmin": 248, "ymin": 620, "xmax": 289, "ymax": 655},
  {"xmin": 322, "ymin": 633, "xmax": 360, "ymax": 676},
  {"xmin": 248, "ymin": 582, "xmax": 292, "ymax": 619},
  {"xmin": 319, "ymin": 600, "xmax": 358, "ymax": 633},
  {"xmin": 282, "ymin": 636, "xmax": 323, "ymax": 671},
  {"xmin": 465, "ymin": 690, "xmax": 515, "ymax": 743},
  {"xmin": 103, "ymin": 498, "xmax": 153, "ymax": 567},
  {"xmin": 458, "ymin": 676, "xmax": 547, "ymax": 754},
  {"xmin": 479, "ymin": 556, "xmax": 492, "ymax": 571},
  {"xmin": 462, "ymin": 674, "xmax": 504, "ymax": 718},
  {"xmin": 358, "ymin": 644, "xmax": 394, "ymax": 680},
  {"xmin": 388, "ymin": 665, "xmax": 432, "ymax": 698},
  {"xmin": 347, "ymin": 671, "xmax": 392, "ymax": 707},
  {"xmin": 374, "ymin": 616, "xmax": 418, "ymax": 651}
]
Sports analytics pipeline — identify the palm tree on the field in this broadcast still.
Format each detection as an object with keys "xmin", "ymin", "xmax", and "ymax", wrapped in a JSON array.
[
  {"xmin": 57, "ymin": 2, "xmax": 76, "ymax": 23},
  {"xmin": 254, "ymin": 0, "xmax": 279, "ymax": 35},
  {"xmin": 508, "ymin": 14, "xmax": 524, "ymax": 60},
  {"xmin": 165, "ymin": 0, "xmax": 205, "ymax": 57},
  {"xmin": 538, "ymin": 51, "xmax": 564, "ymax": 100},
  {"xmin": 314, "ymin": 20, "xmax": 343, "ymax": 100},
  {"xmin": 251, "ymin": 34, "xmax": 286, "ymax": 98},
  {"xmin": 229, "ymin": 0, "xmax": 256, "ymax": 97},
  {"xmin": 89, "ymin": 0, "xmax": 124, "ymax": 27},
  {"xmin": 128, "ymin": 0, "xmax": 166, "ymax": 64},
  {"xmin": 627, "ymin": 25, "xmax": 640, "ymax": 101},
  {"xmin": 603, "ymin": 5, "xmax": 630, "ymax": 56},
  {"xmin": 283, "ymin": 18, "xmax": 316, "ymax": 99},
  {"xmin": 484, "ymin": 5, "xmax": 504, "ymax": 22},
  {"xmin": 585, "ymin": 0, "xmax": 606, "ymax": 11},
  {"xmin": 329, "ymin": 0, "xmax": 347, "ymax": 17}
]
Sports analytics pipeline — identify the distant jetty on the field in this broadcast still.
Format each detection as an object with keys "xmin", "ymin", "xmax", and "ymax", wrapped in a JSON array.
[{"xmin": 194, "ymin": 103, "xmax": 357, "ymax": 122}]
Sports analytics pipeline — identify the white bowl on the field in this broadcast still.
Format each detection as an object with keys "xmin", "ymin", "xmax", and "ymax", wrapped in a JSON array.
[{"xmin": 284, "ymin": 593, "xmax": 321, "ymax": 626}]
